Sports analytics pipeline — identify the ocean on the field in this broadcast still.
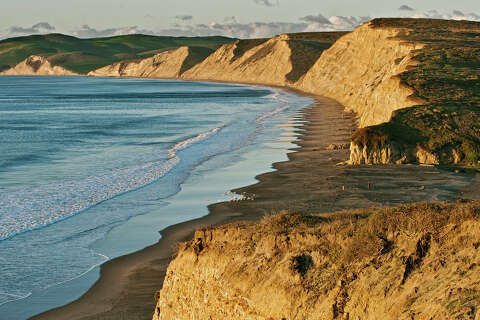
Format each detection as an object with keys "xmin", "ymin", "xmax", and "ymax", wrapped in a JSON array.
[{"xmin": 0, "ymin": 76, "xmax": 312, "ymax": 319}]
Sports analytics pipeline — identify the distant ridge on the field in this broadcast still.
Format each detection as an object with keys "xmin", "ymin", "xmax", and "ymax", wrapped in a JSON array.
[{"xmin": 0, "ymin": 33, "xmax": 235, "ymax": 74}]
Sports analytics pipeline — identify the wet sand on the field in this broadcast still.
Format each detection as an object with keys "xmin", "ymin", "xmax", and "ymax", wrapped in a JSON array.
[{"xmin": 32, "ymin": 94, "xmax": 477, "ymax": 320}]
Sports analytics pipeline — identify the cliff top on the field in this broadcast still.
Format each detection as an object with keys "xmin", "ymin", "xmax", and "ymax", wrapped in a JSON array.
[{"xmin": 370, "ymin": 17, "xmax": 480, "ymax": 32}]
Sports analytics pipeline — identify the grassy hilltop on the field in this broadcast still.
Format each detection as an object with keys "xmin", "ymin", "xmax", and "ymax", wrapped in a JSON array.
[{"xmin": 0, "ymin": 33, "xmax": 235, "ymax": 74}]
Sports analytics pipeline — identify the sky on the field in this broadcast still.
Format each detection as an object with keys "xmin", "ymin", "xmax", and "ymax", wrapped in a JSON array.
[{"xmin": 1, "ymin": 0, "xmax": 480, "ymax": 39}]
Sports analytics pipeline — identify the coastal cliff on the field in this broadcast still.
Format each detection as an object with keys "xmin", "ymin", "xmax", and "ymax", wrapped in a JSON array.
[
  {"xmin": 87, "ymin": 46, "xmax": 214, "ymax": 78},
  {"xmin": 0, "ymin": 55, "xmax": 78, "ymax": 76},
  {"xmin": 85, "ymin": 19, "xmax": 479, "ymax": 166},
  {"xmin": 183, "ymin": 35, "xmax": 302, "ymax": 86},
  {"xmin": 295, "ymin": 23, "xmax": 424, "ymax": 128},
  {"xmin": 154, "ymin": 202, "xmax": 480, "ymax": 319},
  {"xmin": 3, "ymin": 20, "xmax": 479, "ymax": 165},
  {"xmin": 344, "ymin": 19, "xmax": 480, "ymax": 165}
]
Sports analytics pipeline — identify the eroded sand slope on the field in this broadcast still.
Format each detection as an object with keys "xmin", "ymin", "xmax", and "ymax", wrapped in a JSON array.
[
  {"xmin": 295, "ymin": 24, "xmax": 425, "ymax": 128},
  {"xmin": 0, "ymin": 55, "xmax": 78, "ymax": 76},
  {"xmin": 182, "ymin": 35, "xmax": 294, "ymax": 86},
  {"xmin": 88, "ymin": 24, "xmax": 422, "ymax": 130},
  {"xmin": 88, "ymin": 46, "xmax": 214, "ymax": 78}
]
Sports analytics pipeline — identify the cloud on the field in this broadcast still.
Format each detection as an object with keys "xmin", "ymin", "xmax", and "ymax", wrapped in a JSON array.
[
  {"xmin": 300, "ymin": 13, "xmax": 332, "ymax": 25},
  {"xmin": 404, "ymin": 9, "xmax": 480, "ymax": 21},
  {"xmin": 32, "ymin": 22, "xmax": 55, "ymax": 31},
  {"xmin": 175, "ymin": 15, "xmax": 193, "ymax": 21},
  {"xmin": 4, "ymin": 22, "xmax": 56, "ymax": 38},
  {"xmin": 398, "ymin": 5, "xmax": 415, "ymax": 11},
  {"xmin": 72, "ymin": 25, "xmax": 155, "ymax": 38},
  {"xmin": 253, "ymin": 0, "xmax": 279, "ymax": 7},
  {"xmin": 2, "ymin": 9, "xmax": 480, "ymax": 41},
  {"xmin": 223, "ymin": 16, "xmax": 238, "ymax": 24},
  {"xmin": 156, "ymin": 15, "xmax": 369, "ymax": 39}
]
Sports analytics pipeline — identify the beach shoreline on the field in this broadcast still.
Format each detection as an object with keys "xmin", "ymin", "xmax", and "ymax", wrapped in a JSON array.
[
  {"xmin": 27, "ymin": 86, "xmax": 315, "ymax": 320},
  {"xmin": 31, "ymin": 88, "xmax": 477, "ymax": 320}
]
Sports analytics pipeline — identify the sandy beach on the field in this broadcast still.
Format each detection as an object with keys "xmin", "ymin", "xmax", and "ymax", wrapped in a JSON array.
[{"xmin": 32, "ymin": 92, "xmax": 477, "ymax": 320}]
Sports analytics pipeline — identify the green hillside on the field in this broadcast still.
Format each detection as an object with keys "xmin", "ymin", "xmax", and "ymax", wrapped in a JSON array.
[{"xmin": 0, "ymin": 33, "xmax": 235, "ymax": 74}]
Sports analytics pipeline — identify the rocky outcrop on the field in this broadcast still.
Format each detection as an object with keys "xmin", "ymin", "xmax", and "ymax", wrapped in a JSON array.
[
  {"xmin": 295, "ymin": 23, "xmax": 425, "ymax": 128},
  {"xmin": 348, "ymin": 142, "xmax": 441, "ymax": 165},
  {"xmin": 88, "ymin": 46, "xmax": 214, "ymax": 78},
  {"xmin": 0, "ymin": 55, "xmax": 78, "ymax": 76},
  {"xmin": 154, "ymin": 202, "xmax": 480, "ymax": 319}
]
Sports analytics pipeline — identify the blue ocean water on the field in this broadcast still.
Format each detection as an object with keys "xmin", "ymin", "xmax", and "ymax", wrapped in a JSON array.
[{"xmin": 0, "ymin": 76, "xmax": 312, "ymax": 318}]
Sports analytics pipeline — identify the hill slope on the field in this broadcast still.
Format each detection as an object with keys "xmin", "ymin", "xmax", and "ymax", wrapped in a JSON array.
[
  {"xmin": 88, "ymin": 46, "xmax": 215, "ymax": 78},
  {"xmin": 0, "ymin": 55, "xmax": 78, "ymax": 76},
  {"xmin": 0, "ymin": 33, "xmax": 234, "ymax": 74},
  {"xmin": 182, "ymin": 32, "xmax": 346, "ymax": 86},
  {"xmin": 88, "ymin": 32, "xmax": 345, "ymax": 84}
]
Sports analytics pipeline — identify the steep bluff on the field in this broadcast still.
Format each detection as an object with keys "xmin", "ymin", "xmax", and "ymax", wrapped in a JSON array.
[
  {"xmin": 87, "ymin": 19, "xmax": 480, "ymax": 166},
  {"xmin": 88, "ymin": 32, "xmax": 344, "ymax": 87},
  {"xmin": 182, "ymin": 35, "xmax": 295, "ymax": 86},
  {"xmin": 154, "ymin": 202, "xmax": 480, "ymax": 319},
  {"xmin": 347, "ymin": 19, "xmax": 480, "ymax": 165},
  {"xmin": 29, "ymin": 19, "xmax": 480, "ymax": 166},
  {"xmin": 87, "ymin": 46, "xmax": 214, "ymax": 78},
  {"xmin": 295, "ymin": 23, "xmax": 425, "ymax": 128},
  {"xmin": 89, "ymin": 25, "xmax": 421, "ymax": 130},
  {"xmin": 0, "ymin": 55, "xmax": 78, "ymax": 76}
]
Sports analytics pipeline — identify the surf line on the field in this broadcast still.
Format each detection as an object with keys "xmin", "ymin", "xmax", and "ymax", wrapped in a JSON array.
[
  {"xmin": 42, "ymin": 252, "xmax": 110, "ymax": 290},
  {"xmin": 0, "ymin": 126, "xmax": 225, "ymax": 243},
  {"xmin": 0, "ymin": 292, "xmax": 33, "ymax": 307}
]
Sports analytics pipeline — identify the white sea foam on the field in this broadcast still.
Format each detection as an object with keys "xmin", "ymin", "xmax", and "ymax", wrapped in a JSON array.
[
  {"xmin": 0, "ymin": 292, "xmax": 32, "ymax": 307},
  {"xmin": 0, "ymin": 127, "xmax": 222, "ymax": 241},
  {"xmin": 0, "ymin": 251, "xmax": 109, "ymax": 306},
  {"xmin": 43, "ymin": 252, "xmax": 110, "ymax": 290},
  {"xmin": 256, "ymin": 90, "xmax": 290, "ymax": 123}
]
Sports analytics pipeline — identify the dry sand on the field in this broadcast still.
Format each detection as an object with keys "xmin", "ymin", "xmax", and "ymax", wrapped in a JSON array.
[{"xmin": 32, "ymin": 93, "xmax": 477, "ymax": 320}]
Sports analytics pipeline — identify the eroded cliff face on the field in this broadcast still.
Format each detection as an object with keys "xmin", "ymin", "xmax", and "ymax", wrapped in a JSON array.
[
  {"xmin": 348, "ymin": 142, "xmax": 441, "ymax": 165},
  {"xmin": 87, "ymin": 25, "xmax": 423, "ymax": 130},
  {"xmin": 0, "ymin": 55, "xmax": 78, "ymax": 76},
  {"xmin": 154, "ymin": 203, "xmax": 480, "ymax": 320},
  {"xmin": 87, "ymin": 23, "xmax": 434, "ymax": 165},
  {"xmin": 295, "ymin": 23, "xmax": 425, "ymax": 128},
  {"xmin": 182, "ymin": 35, "xmax": 295, "ymax": 86},
  {"xmin": 87, "ymin": 46, "xmax": 213, "ymax": 78}
]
